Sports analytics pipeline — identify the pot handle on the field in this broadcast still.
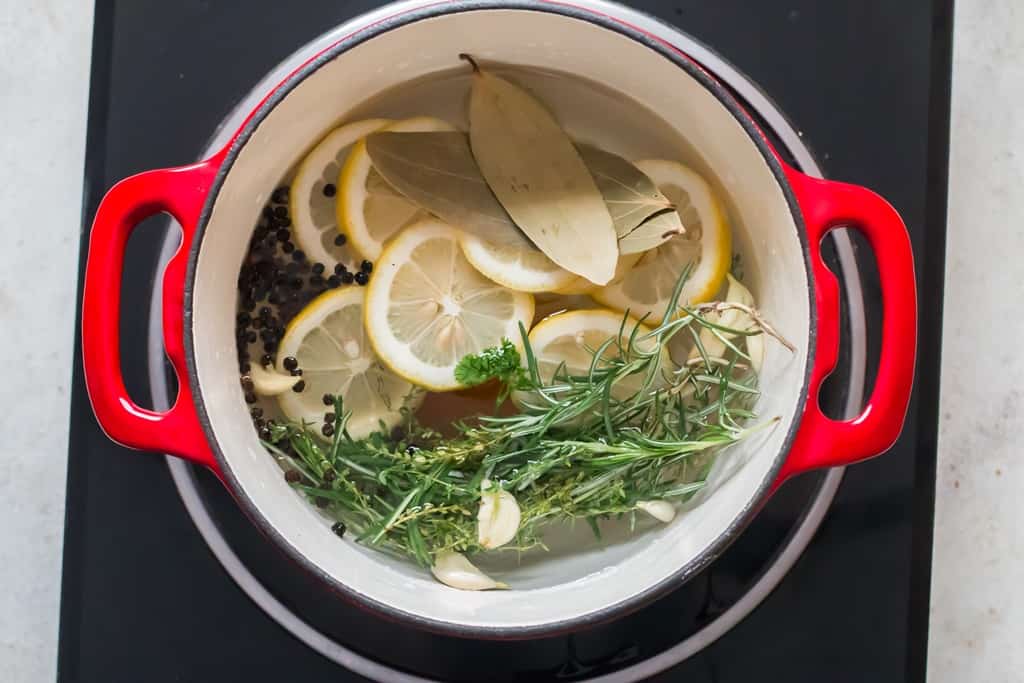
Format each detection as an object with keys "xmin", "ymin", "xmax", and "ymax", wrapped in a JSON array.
[
  {"xmin": 773, "ymin": 168, "xmax": 917, "ymax": 488},
  {"xmin": 82, "ymin": 161, "xmax": 219, "ymax": 470}
]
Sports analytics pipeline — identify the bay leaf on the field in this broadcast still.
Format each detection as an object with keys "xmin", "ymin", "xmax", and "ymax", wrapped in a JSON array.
[
  {"xmin": 576, "ymin": 145, "xmax": 673, "ymax": 238},
  {"xmin": 365, "ymin": 131, "xmax": 532, "ymax": 249},
  {"xmin": 618, "ymin": 207, "xmax": 686, "ymax": 255},
  {"xmin": 464, "ymin": 56, "xmax": 618, "ymax": 285}
]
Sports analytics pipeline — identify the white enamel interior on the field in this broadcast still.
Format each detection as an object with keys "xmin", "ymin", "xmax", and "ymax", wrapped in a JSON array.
[{"xmin": 190, "ymin": 7, "xmax": 811, "ymax": 632}]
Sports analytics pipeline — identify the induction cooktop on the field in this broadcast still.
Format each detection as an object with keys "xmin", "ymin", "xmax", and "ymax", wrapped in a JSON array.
[{"xmin": 59, "ymin": 2, "xmax": 950, "ymax": 681}]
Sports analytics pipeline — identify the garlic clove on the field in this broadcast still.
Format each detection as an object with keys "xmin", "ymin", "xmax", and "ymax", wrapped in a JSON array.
[
  {"xmin": 636, "ymin": 500, "xmax": 676, "ymax": 523},
  {"xmin": 248, "ymin": 363, "xmax": 300, "ymax": 396},
  {"xmin": 430, "ymin": 551, "xmax": 508, "ymax": 591},
  {"xmin": 477, "ymin": 481, "xmax": 521, "ymax": 549}
]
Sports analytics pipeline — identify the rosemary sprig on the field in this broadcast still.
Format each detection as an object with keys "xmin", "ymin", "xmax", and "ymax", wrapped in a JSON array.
[{"xmin": 262, "ymin": 268, "xmax": 787, "ymax": 566}]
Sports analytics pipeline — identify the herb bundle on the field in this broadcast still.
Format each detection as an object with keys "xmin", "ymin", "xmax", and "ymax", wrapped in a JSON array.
[{"xmin": 261, "ymin": 270, "xmax": 784, "ymax": 569}]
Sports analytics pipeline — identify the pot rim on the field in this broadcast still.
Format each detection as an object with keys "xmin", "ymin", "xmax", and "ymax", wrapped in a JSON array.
[{"xmin": 182, "ymin": 0, "xmax": 816, "ymax": 639}]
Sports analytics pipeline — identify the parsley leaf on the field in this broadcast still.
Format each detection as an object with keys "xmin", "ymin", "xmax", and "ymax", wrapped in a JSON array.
[{"xmin": 454, "ymin": 339, "xmax": 528, "ymax": 394}]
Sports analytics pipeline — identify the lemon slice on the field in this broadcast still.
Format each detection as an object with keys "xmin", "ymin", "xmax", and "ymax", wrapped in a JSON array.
[
  {"xmin": 338, "ymin": 116, "xmax": 457, "ymax": 260},
  {"xmin": 459, "ymin": 234, "xmax": 577, "ymax": 293},
  {"xmin": 594, "ymin": 160, "xmax": 731, "ymax": 324},
  {"xmin": 276, "ymin": 287, "xmax": 421, "ymax": 439},
  {"xmin": 524, "ymin": 308, "xmax": 670, "ymax": 401},
  {"xmin": 290, "ymin": 118, "xmax": 392, "ymax": 269},
  {"xmin": 364, "ymin": 218, "xmax": 535, "ymax": 391}
]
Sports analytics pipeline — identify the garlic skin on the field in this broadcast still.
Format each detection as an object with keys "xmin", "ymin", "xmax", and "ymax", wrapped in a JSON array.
[
  {"xmin": 430, "ymin": 551, "xmax": 508, "ymax": 591},
  {"xmin": 477, "ymin": 480, "xmax": 521, "ymax": 549},
  {"xmin": 747, "ymin": 330, "xmax": 766, "ymax": 374},
  {"xmin": 248, "ymin": 363, "xmax": 300, "ymax": 396},
  {"xmin": 636, "ymin": 500, "xmax": 676, "ymax": 523},
  {"xmin": 689, "ymin": 274, "xmax": 756, "ymax": 361}
]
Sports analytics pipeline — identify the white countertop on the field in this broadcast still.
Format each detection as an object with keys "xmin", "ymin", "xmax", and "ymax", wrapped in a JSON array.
[{"xmin": 0, "ymin": 1, "xmax": 1018, "ymax": 681}]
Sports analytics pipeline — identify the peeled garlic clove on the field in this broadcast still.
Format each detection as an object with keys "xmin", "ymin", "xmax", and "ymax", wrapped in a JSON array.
[
  {"xmin": 248, "ymin": 363, "xmax": 300, "ymax": 396},
  {"xmin": 477, "ymin": 481, "xmax": 521, "ymax": 549},
  {"xmin": 430, "ymin": 551, "xmax": 508, "ymax": 591},
  {"xmin": 636, "ymin": 500, "xmax": 676, "ymax": 523}
]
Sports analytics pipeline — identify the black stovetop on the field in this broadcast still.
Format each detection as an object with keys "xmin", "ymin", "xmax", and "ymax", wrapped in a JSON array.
[{"xmin": 59, "ymin": 1, "xmax": 951, "ymax": 681}]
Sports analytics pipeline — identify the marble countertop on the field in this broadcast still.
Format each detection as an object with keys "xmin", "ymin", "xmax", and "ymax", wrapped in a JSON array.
[{"xmin": 0, "ymin": 1, "xmax": 1018, "ymax": 681}]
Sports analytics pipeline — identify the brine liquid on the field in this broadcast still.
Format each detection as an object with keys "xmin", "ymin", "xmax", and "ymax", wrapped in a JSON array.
[
  {"xmin": 344, "ymin": 66, "xmax": 713, "ymax": 428},
  {"xmin": 347, "ymin": 65, "xmax": 703, "ymax": 170}
]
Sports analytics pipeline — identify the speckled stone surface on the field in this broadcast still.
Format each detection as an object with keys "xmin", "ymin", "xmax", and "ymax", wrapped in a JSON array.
[
  {"xmin": 927, "ymin": 2, "xmax": 1024, "ymax": 681},
  {"xmin": 0, "ymin": 1, "xmax": 1018, "ymax": 681},
  {"xmin": 0, "ymin": 1, "xmax": 93, "ymax": 680}
]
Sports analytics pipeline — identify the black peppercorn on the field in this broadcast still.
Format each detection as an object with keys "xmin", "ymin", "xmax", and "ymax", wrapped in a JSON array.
[
  {"xmin": 311, "ymin": 262, "xmax": 325, "ymax": 276},
  {"xmin": 240, "ymin": 375, "xmax": 254, "ymax": 392},
  {"xmin": 324, "ymin": 412, "xmax": 336, "ymax": 423},
  {"xmin": 321, "ymin": 423, "xmax": 335, "ymax": 438},
  {"xmin": 251, "ymin": 406, "xmax": 264, "ymax": 419},
  {"xmin": 327, "ymin": 275, "xmax": 341, "ymax": 288},
  {"xmin": 261, "ymin": 353, "xmax": 273, "ymax": 366},
  {"xmin": 322, "ymin": 468, "xmax": 336, "ymax": 483},
  {"xmin": 246, "ymin": 330, "xmax": 257, "ymax": 343},
  {"xmin": 258, "ymin": 425, "xmax": 271, "ymax": 440},
  {"xmin": 275, "ymin": 228, "xmax": 290, "ymax": 242},
  {"xmin": 292, "ymin": 379, "xmax": 306, "ymax": 393},
  {"xmin": 322, "ymin": 393, "xmax": 334, "ymax": 405},
  {"xmin": 322, "ymin": 183, "xmax": 336, "ymax": 197},
  {"xmin": 340, "ymin": 271, "xmax": 354, "ymax": 285},
  {"xmin": 331, "ymin": 522, "xmax": 346, "ymax": 538},
  {"xmin": 360, "ymin": 260, "xmax": 373, "ymax": 274},
  {"xmin": 263, "ymin": 206, "xmax": 274, "ymax": 219},
  {"xmin": 236, "ymin": 312, "xmax": 251, "ymax": 326},
  {"xmin": 263, "ymin": 340, "xmax": 278, "ymax": 353},
  {"xmin": 406, "ymin": 445, "xmax": 418, "ymax": 455},
  {"xmin": 282, "ymin": 241, "xmax": 295, "ymax": 254},
  {"xmin": 310, "ymin": 275, "xmax": 325, "ymax": 288},
  {"xmin": 354, "ymin": 271, "xmax": 369, "ymax": 286},
  {"xmin": 273, "ymin": 205, "xmax": 288, "ymax": 219},
  {"xmin": 284, "ymin": 469, "xmax": 301, "ymax": 483},
  {"xmin": 244, "ymin": 391, "xmax": 258, "ymax": 404},
  {"xmin": 315, "ymin": 497, "xmax": 330, "ymax": 509},
  {"xmin": 239, "ymin": 361, "xmax": 251, "ymax": 374},
  {"xmin": 272, "ymin": 187, "xmax": 289, "ymax": 204},
  {"xmin": 292, "ymin": 250, "xmax": 306, "ymax": 262},
  {"xmin": 333, "ymin": 263, "xmax": 347, "ymax": 276},
  {"xmin": 333, "ymin": 234, "xmax": 347, "ymax": 247},
  {"xmin": 290, "ymin": 368, "xmax": 303, "ymax": 377},
  {"xmin": 282, "ymin": 356, "xmax": 298, "ymax": 371}
]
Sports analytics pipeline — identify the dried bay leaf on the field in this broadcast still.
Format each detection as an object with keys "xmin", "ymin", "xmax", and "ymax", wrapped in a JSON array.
[
  {"xmin": 464, "ymin": 56, "xmax": 618, "ymax": 285},
  {"xmin": 618, "ymin": 208, "xmax": 686, "ymax": 255},
  {"xmin": 576, "ymin": 145, "xmax": 674, "ymax": 237},
  {"xmin": 365, "ymin": 131, "xmax": 531, "ymax": 249},
  {"xmin": 367, "ymin": 129, "xmax": 682, "ymax": 271}
]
